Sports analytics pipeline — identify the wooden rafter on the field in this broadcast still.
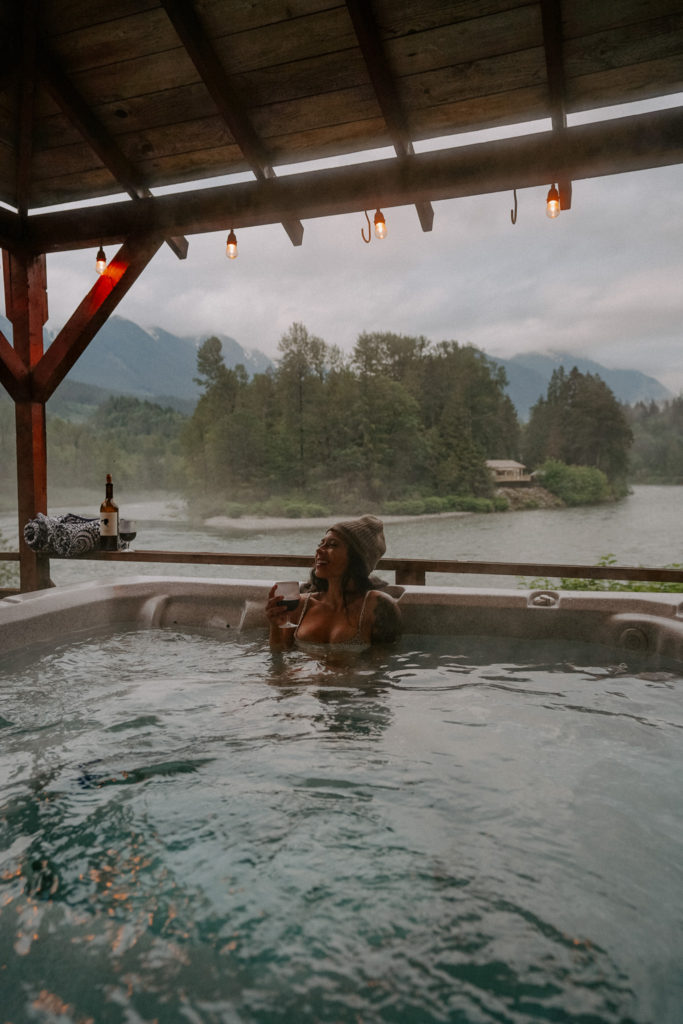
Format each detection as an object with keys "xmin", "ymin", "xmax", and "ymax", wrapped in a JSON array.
[
  {"xmin": 2, "ymin": 1, "xmax": 682, "ymax": 216},
  {"xmin": 23, "ymin": 105, "xmax": 683, "ymax": 254},
  {"xmin": 40, "ymin": 47, "xmax": 189, "ymax": 260},
  {"xmin": 159, "ymin": 0, "xmax": 304, "ymax": 247},
  {"xmin": 540, "ymin": 0, "xmax": 572, "ymax": 210},
  {"xmin": 345, "ymin": 0, "xmax": 434, "ymax": 233}
]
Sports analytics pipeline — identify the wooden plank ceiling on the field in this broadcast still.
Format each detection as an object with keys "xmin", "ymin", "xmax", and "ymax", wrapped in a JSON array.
[{"xmin": 1, "ymin": 0, "xmax": 682, "ymax": 255}]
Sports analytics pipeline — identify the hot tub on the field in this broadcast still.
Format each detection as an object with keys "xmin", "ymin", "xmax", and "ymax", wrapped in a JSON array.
[
  {"xmin": 2, "ymin": 575, "xmax": 683, "ymax": 664},
  {"xmin": 1, "ymin": 578, "xmax": 682, "ymax": 1023}
]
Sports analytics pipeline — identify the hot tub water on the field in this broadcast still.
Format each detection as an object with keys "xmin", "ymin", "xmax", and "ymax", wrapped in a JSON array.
[{"xmin": 1, "ymin": 627, "xmax": 682, "ymax": 1023}]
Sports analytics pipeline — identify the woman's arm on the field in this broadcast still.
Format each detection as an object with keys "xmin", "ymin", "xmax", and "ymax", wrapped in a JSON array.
[{"xmin": 370, "ymin": 591, "xmax": 402, "ymax": 644}]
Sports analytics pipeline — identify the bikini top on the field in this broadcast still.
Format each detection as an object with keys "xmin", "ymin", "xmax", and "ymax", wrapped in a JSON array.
[{"xmin": 294, "ymin": 591, "xmax": 372, "ymax": 653}]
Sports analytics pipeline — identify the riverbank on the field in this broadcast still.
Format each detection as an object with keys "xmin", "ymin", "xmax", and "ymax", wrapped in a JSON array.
[
  {"xmin": 204, "ymin": 487, "xmax": 565, "ymax": 529},
  {"xmin": 0, "ymin": 486, "xmax": 573, "ymax": 542},
  {"xmin": 494, "ymin": 485, "xmax": 564, "ymax": 510},
  {"xmin": 204, "ymin": 509, "xmax": 472, "ymax": 532}
]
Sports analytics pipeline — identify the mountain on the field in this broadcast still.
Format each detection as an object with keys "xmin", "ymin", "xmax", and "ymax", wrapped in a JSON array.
[
  {"xmin": 492, "ymin": 350, "xmax": 671, "ymax": 419},
  {"xmin": 0, "ymin": 314, "xmax": 273, "ymax": 407},
  {"xmin": 1, "ymin": 314, "xmax": 671, "ymax": 421}
]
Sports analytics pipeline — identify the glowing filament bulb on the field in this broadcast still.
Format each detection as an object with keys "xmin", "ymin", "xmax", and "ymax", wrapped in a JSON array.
[
  {"xmin": 95, "ymin": 246, "xmax": 107, "ymax": 274},
  {"xmin": 546, "ymin": 185, "xmax": 560, "ymax": 219},
  {"xmin": 226, "ymin": 229, "xmax": 238, "ymax": 259},
  {"xmin": 373, "ymin": 209, "xmax": 387, "ymax": 239}
]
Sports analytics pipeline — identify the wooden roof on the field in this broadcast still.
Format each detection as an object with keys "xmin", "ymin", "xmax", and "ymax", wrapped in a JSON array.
[{"xmin": 2, "ymin": 0, "xmax": 683, "ymax": 255}]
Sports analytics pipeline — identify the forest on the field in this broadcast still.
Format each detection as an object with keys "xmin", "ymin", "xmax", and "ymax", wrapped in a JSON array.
[
  {"xmin": 0, "ymin": 325, "xmax": 680, "ymax": 518},
  {"xmin": 624, "ymin": 397, "xmax": 683, "ymax": 483}
]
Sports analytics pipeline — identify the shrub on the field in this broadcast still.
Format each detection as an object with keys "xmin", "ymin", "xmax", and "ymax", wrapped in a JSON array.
[
  {"xmin": 521, "ymin": 554, "xmax": 683, "ymax": 593},
  {"xmin": 450, "ymin": 496, "xmax": 497, "ymax": 513},
  {"xmin": 281, "ymin": 500, "xmax": 329, "ymax": 519},
  {"xmin": 423, "ymin": 496, "xmax": 450, "ymax": 514},
  {"xmin": 383, "ymin": 498, "xmax": 428, "ymax": 516},
  {"xmin": 535, "ymin": 459, "xmax": 610, "ymax": 506}
]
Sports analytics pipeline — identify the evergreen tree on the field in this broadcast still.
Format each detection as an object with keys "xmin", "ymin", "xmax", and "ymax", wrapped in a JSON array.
[
  {"xmin": 420, "ymin": 342, "xmax": 520, "ymax": 494},
  {"xmin": 626, "ymin": 396, "xmax": 683, "ymax": 483},
  {"xmin": 523, "ymin": 367, "xmax": 633, "ymax": 484},
  {"xmin": 183, "ymin": 336, "xmax": 251, "ymax": 496},
  {"xmin": 276, "ymin": 322, "xmax": 344, "ymax": 489},
  {"xmin": 353, "ymin": 331, "xmax": 429, "ymax": 399}
]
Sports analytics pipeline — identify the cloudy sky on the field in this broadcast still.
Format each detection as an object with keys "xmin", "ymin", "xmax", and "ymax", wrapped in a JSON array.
[{"xmin": 36, "ymin": 97, "xmax": 683, "ymax": 396}]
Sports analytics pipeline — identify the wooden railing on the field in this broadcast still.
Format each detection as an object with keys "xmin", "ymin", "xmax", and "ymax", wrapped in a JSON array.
[{"xmin": 3, "ymin": 548, "xmax": 683, "ymax": 590}]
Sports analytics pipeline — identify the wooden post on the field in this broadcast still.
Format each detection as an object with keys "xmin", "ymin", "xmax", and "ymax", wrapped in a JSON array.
[
  {"xmin": 393, "ymin": 562, "xmax": 426, "ymax": 586},
  {"xmin": 1, "ymin": 236, "xmax": 163, "ymax": 591},
  {"xmin": 15, "ymin": 399, "xmax": 51, "ymax": 590},
  {"xmin": 3, "ymin": 249, "xmax": 52, "ymax": 591}
]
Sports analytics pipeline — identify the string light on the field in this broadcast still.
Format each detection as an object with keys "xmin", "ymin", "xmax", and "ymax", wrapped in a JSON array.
[
  {"xmin": 361, "ymin": 209, "xmax": 388, "ymax": 243},
  {"xmin": 546, "ymin": 184, "xmax": 560, "ymax": 218},
  {"xmin": 226, "ymin": 229, "xmax": 238, "ymax": 259},
  {"xmin": 95, "ymin": 246, "xmax": 107, "ymax": 274}
]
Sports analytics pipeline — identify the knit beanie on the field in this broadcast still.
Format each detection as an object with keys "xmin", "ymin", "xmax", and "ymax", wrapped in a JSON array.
[{"xmin": 329, "ymin": 514, "xmax": 386, "ymax": 576}]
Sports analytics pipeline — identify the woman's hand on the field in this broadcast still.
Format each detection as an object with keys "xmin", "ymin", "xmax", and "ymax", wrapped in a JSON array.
[
  {"xmin": 266, "ymin": 584, "xmax": 285, "ymax": 624},
  {"xmin": 266, "ymin": 584, "xmax": 298, "ymax": 645}
]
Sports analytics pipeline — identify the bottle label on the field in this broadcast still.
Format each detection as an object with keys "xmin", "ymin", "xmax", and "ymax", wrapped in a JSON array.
[{"xmin": 100, "ymin": 511, "xmax": 118, "ymax": 536}]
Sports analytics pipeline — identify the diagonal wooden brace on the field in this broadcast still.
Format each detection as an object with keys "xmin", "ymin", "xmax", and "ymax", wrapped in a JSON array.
[{"xmin": 32, "ymin": 234, "xmax": 163, "ymax": 402}]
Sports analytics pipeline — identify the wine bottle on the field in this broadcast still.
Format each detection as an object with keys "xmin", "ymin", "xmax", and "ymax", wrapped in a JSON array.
[{"xmin": 99, "ymin": 474, "xmax": 119, "ymax": 551}]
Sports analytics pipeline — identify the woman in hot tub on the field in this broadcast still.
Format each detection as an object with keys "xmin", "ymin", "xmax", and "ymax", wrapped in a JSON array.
[{"xmin": 266, "ymin": 515, "xmax": 401, "ymax": 651}]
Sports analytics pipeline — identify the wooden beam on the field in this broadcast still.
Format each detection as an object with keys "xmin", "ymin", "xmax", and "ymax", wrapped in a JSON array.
[
  {"xmin": 0, "ymin": 8, "xmax": 19, "ymax": 95},
  {"xmin": 3, "ymin": 248, "xmax": 51, "ymax": 592},
  {"xmin": 40, "ymin": 46, "xmax": 189, "ymax": 260},
  {"xmin": 0, "ymin": 210, "xmax": 21, "ymax": 250},
  {"xmin": 41, "ymin": 49, "xmax": 147, "ymax": 201},
  {"xmin": 540, "ymin": 0, "xmax": 572, "ymax": 210},
  {"xmin": 45, "ymin": 549, "xmax": 683, "ymax": 586},
  {"xmin": 541, "ymin": 0, "xmax": 567, "ymax": 132},
  {"xmin": 23, "ymin": 105, "xmax": 683, "ymax": 253},
  {"xmin": 15, "ymin": 400, "xmax": 51, "ymax": 591},
  {"xmin": 159, "ymin": 0, "xmax": 304, "ymax": 247},
  {"xmin": 0, "ymin": 57, "xmax": 17, "ymax": 94},
  {"xmin": 15, "ymin": 0, "xmax": 38, "ymax": 218},
  {"xmin": 3, "ymin": 248, "xmax": 48, "ymax": 367},
  {"xmin": 345, "ymin": 0, "xmax": 434, "ymax": 232},
  {"xmin": 31, "ymin": 234, "xmax": 163, "ymax": 401}
]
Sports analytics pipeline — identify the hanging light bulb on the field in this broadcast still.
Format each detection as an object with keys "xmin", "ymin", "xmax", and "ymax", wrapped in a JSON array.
[
  {"xmin": 546, "ymin": 184, "xmax": 560, "ymax": 219},
  {"xmin": 373, "ymin": 209, "xmax": 387, "ymax": 239},
  {"xmin": 226, "ymin": 229, "xmax": 238, "ymax": 259},
  {"xmin": 95, "ymin": 245, "xmax": 107, "ymax": 274}
]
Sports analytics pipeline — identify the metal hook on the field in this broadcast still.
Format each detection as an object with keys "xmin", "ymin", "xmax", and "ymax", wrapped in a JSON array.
[
  {"xmin": 361, "ymin": 210, "xmax": 372, "ymax": 244},
  {"xmin": 510, "ymin": 189, "xmax": 518, "ymax": 225}
]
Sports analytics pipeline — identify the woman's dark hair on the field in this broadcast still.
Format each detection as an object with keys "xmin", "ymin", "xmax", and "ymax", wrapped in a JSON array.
[{"xmin": 308, "ymin": 543, "xmax": 372, "ymax": 608}]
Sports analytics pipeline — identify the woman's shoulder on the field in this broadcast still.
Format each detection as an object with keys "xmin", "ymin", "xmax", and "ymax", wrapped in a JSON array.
[{"xmin": 367, "ymin": 589, "xmax": 401, "ymax": 643}]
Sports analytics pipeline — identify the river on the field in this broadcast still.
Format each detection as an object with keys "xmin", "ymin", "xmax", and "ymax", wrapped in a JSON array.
[{"xmin": 1, "ymin": 485, "xmax": 681, "ymax": 589}]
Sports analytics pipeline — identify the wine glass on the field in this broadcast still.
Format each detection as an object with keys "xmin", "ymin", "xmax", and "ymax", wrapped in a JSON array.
[
  {"xmin": 119, "ymin": 519, "xmax": 137, "ymax": 549},
  {"xmin": 273, "ymin": 580, "xmax": 300, "ymax": 629}
]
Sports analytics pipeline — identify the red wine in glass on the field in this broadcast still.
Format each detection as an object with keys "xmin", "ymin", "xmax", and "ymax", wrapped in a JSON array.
[
  {"xmin": 119, "ymin": 519, "xmax": 137, "ymax": 544},
  {"xmin": 274, "ymin": 581, "xmax": 300, "ymax": 627}
]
